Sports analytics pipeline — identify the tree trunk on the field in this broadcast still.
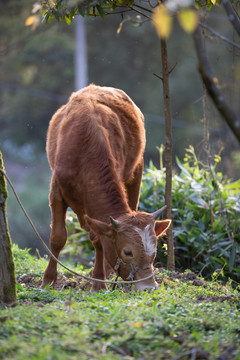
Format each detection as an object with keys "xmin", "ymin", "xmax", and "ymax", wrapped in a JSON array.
[
  {"xmin": 160, "ymin": 38, "xmax": 175, "ymax": 271},
  {"xmin": 0, "ymin": 152, "xmax": 16, "ymax": 306}
]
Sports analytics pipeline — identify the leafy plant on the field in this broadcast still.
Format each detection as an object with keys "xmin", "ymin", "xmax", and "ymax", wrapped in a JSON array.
[
  {"xmin": 13, "ymin": 244, "xmax": 48, "ymax": 278},
  {"xmin": 63, "ymin": 209, "xmax": 94, "ymax": 266},
  {"xmin": 140, "ymin": 146, "xmax": 240, "ymax": 282}
]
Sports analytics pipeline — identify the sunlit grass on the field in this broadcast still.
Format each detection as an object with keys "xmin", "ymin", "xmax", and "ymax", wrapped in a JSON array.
[{"xmin": 0, "ymin": 246, "xmax": 239, "ymax": 360}]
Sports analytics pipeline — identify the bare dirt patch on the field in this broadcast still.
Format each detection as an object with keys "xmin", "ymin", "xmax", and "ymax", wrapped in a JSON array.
[{"xmin": 17, "ymin": 270, "xmax": 239, "ymax": 305}]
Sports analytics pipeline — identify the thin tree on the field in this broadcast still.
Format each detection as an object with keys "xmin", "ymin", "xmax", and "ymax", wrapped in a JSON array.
[
  {"xmin": 0, "ymin": 152, "xmax": 16, "ymax": 306},
  {"xmin": 161, "ymin": 38, "xmax": 175, "ymax": 271},
  {"xmin": 155, "ymin": 39, "xmax": 175, "ymax": 270}
]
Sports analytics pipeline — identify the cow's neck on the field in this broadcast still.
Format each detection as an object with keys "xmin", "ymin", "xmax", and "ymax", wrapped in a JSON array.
[{"xmin": 85, "ymin": 181, "xmax": 132, "ymax": 223}]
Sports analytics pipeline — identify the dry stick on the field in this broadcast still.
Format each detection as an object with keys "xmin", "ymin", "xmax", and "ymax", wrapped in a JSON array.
[{"xmin": 0, "ymin": 168, "xmax": 159, "ymax": 286}]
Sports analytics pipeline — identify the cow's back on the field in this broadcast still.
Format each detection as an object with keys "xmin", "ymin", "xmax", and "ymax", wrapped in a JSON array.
[{"xmin": 47, "ymin": 84, "xmax": 145, "ymax": 180}]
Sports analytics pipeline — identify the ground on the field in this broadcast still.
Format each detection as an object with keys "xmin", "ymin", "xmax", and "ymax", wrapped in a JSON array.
[
  {"xmin": 1, "ymin": 249, "xmax": 239, "ymax": 360},
  {"xmin": 18, "ymin": 270, "xmax": 236, "ymax": 304}
]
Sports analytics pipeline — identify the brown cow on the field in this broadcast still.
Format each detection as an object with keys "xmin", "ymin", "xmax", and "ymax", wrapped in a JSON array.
[{"xmin": 41, "ymin": 84, "xmax": 171, "ymax": 291}]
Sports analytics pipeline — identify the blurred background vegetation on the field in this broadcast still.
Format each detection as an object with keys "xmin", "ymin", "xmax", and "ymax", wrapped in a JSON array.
[{"xmin": 0, "ymin": 0, "xmax": 239, "ymax": 268}]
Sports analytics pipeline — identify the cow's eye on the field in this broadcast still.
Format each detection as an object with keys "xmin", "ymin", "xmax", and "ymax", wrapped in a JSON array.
[{"xmin": 123, "ymin": 249, "xmax": 133, "ymax": 257}]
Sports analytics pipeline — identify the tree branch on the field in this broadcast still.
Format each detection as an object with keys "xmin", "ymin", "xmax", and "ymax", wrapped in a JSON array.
[
  {"xmin": 193, "ymin": 26, "xmax": 240, "ymax": 142},
  {"xmin": 222, "ymin": 0, "xmax": 240, "ymax": 37},
  {"xmin": 131, "ymin": 3, "xmax": 153, "ymax": 13},
  {"xmin": 129, "ymin": 5, "xmax": 152, "ymax": 20},
  {"xmin": 199, "ymin": 22, "xmax": 240, "ymax": 50},
  {"xmin": 148, "ymin": 0, "xmax": 159, "ymax": 8}
]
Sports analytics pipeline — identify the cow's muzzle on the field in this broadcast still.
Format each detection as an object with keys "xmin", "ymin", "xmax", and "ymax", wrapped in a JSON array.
[{"xmin": 114, "ymin": 257, "xmax": 157, "ymax": 291}]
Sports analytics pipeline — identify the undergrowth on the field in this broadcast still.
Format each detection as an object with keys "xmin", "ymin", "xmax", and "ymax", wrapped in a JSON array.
[
  {"xmin": 141, "ymin": 146, "xmax": 240, "ymax": 282},
  {"xmin": 0, "ymin": 246, "xmax": 239, "ymax": 360}
]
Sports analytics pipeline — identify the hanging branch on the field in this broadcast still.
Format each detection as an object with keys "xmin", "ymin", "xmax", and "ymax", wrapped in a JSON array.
[
  {"xmin": 193, "ymin": 26, "xmax": 240, "ymax": 142},
  {"xmin": 199, "ymin": 22, "xmax": 240, "ymax": 50},
  {"xmin": 222, "ymin": 0, "xmax": 240, "ymax": 36}
]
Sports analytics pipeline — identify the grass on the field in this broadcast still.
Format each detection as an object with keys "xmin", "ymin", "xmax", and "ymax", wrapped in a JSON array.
[{"xmin": 0, "ymin": 245, "xmax": 239, "ymax": 360}]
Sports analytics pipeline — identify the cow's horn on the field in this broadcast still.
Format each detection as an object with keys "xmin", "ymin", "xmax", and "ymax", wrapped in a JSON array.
[
  {"xmin": 110, "ymin": 216, "xmax": 121, "ymax": 230},
  {"xmin": 152, "ymin": 205, "xmax": 167, "ymax": 219}
]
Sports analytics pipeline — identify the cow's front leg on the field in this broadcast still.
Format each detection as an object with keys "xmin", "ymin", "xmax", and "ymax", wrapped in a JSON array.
[
  {"xmin": 90, "ymin": 234, "xmax": 108, "ymax": 291},
  {"xmin": 41, "ymin": 176, "xmax": 68, "ymax": 288}
]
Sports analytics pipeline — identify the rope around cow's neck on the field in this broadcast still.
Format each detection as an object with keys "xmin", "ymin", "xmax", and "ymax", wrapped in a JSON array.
[{"xmin": 0, "ymin": 168, "xmax": 158, "ymax": 285}]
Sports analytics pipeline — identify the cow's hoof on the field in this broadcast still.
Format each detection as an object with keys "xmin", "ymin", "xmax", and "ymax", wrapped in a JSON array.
[
  {"xmin": 40, "ymin": 278, "xmax": 56, "ymax": 289},
  {"xmin": 91, "ymin": 282, "xmax": 108, "ymax": 292}
]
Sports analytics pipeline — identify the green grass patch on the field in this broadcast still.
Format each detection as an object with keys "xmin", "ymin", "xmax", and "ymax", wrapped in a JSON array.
[{"xmin": 0, "ymin": 246, "xmax": 239, "ymax": 359}]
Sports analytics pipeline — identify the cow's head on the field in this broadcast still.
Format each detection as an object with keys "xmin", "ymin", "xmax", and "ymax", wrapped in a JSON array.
[{"xmin": 84, "ymin": 208, "xmax": 171, "ymax": 291}]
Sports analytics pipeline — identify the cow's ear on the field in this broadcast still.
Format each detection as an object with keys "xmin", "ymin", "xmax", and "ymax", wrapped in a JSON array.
[
  {"xmin": 155, "ymin": 219, "xmax": 171, "ymax": 237},
  {"xmin": 84, "ymin": 215, "xmax": 113, "ymax": 237}
]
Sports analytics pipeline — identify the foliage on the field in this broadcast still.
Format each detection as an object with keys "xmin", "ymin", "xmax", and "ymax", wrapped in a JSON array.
[
  {"xmin": 38, "ymin": 0, "xmax": 218, "ymax": 39},
  {"xmin": 64, "ymin": 210, "xmax": 94, "ymax": 260},
  {"xmin": 141, "ymin": 146, "xmax": 240, "ymax": 281},
  {"xmin": 0, "ymin": 247, "xmax": 239, "ymax": 359},
  {"xmin": 13, "ymin": 244, "xmax": 48, "ymax": 278},
  {"xmin": 40, "ymin": 0, "xmax": 134, "ymax": 22},
  {"xmin": 38, "ymin": 0, "xmax": 216, "ymax": 25},
  {"xmin": 64, "ymin": 147, "xmax": 240, "ymax": 282}
]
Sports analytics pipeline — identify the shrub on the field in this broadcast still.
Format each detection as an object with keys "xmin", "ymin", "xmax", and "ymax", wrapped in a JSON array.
[{"xmin": 140, "ymin": 146, "xmax": 240, "ymax": 282}]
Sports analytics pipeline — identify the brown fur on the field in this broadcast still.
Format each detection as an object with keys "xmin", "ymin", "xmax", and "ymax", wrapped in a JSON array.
[{"xmin": 41, "ymin": 84, "xmax": 171, "ymax": 291}]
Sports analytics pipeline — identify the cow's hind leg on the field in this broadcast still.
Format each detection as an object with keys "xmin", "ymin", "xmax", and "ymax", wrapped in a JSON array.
[{"xmin": 41, "ymin": 176, "xmax": 68, "ymax": 288}]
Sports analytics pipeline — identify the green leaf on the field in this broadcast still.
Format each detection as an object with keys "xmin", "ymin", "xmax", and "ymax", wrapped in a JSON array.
[
  {"xmin": 189, "ymin": 195, "xmax": 208, "ymax": 207},
  {"xmin": 65, "ymin": 15, "xmax": 71, "ymax": 25},
  {"xmin": 96, "ymin": 4, "xmax": 105, "ymax": 18},
  {"xmin": 176, "ymin": 157, "xmax": 192, "ymax": 179}
]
